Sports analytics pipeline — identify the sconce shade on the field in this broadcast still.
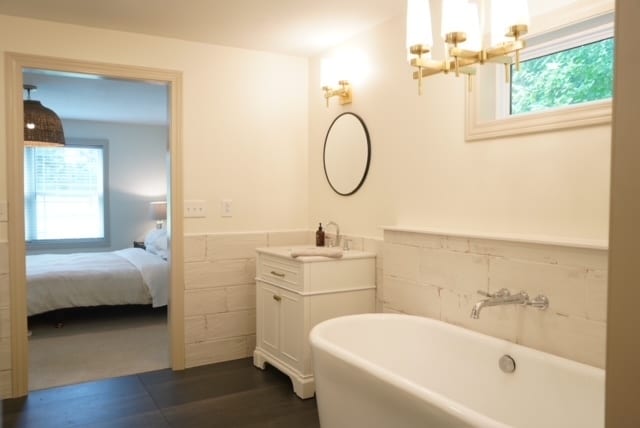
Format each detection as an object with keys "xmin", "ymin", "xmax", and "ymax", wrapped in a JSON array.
[
  {"xmin": 23, "ymin": 84, "xmax": 66, "ymax": 147},
  {"xmin": 149, "ymin": 201, "xmax": 167, "ymax": 221},
  {"xmin": 406, "ymin": 0, "xmax": 433, "ymax": 52},
  {"xmin": 320, "ymin": 58, "xmax": 336, "ymax": 88}
]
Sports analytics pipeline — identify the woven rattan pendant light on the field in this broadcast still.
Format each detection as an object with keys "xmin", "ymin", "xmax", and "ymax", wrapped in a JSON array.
[{"xmin": 24, "ymin": 84, "xmax": 65, "ymax": 147}]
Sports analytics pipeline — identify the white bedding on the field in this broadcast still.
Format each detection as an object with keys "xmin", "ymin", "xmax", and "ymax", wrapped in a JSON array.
[{"xmin": 26, "ymin": 248, "xmax": 169, "ymax": 316}]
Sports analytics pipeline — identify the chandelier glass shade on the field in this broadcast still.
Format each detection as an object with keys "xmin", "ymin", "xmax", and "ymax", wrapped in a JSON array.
[{"xmin": 406, "ymin": 0, "xmax": 530, "ymax": 95}]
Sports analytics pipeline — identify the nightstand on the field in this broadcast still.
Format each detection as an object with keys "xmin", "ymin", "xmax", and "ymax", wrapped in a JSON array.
[{"xmin": 133, "ymin": 241, "xmax": 146, "ymax": 250}]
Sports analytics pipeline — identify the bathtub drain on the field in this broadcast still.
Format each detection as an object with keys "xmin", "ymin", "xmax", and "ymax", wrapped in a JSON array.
[{"xmin": 499, "ymin": 355, "xmax": 516, "ymax": 373}]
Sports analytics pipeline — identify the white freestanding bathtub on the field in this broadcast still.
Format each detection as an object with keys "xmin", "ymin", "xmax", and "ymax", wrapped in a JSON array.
[{"xmin": 309, "ymin": 314, "xmax": 604, "ymax": 428}]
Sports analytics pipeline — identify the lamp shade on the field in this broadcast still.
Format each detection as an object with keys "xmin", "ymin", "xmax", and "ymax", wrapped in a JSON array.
[
  {"xmin": 149, "ymin": 201, "xmax": 167, "ymax": 221},
  {"xmin": 491, "ymin": 0, "xmax": 530, "ymax": 44},
  {"xmin": 441, "ymin": 0, "xmax": 468, "ymax": 38},
  {"xmin": 320, "ymin": 57, "xmax": 339, "ymax": 88},
  {"xmin": 24, "ymin": 99, "xmax": 66, "ymax": 147},
  {"xmin": 463, "ymin": 2, "xmax": 482, "ymax": 51},
  {"xmin": 406, "ymin": 0, "xmax": 433, "ymax": 52}
]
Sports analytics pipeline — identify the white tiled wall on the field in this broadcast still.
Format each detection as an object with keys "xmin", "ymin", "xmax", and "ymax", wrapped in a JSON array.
[
  {"xmin": 340, "ymin": 234, "xmax": 385, "ymax": 312},
  {"xmin": 382, "ymin": 229, "xmax": 608, "ymax": 368},
  {"xmin": 1, "ymin": 225, "xmax": 605, "ymax": 394},
  {"xmin": 183, "ymin": 230, "xmax": 311, "ymax": 368},
  {"xmin": 182, "ymin": 229, "xmax": 385, "ymax": 368},
  {"xmin": 0, "ymin": 240, "xmax": 11, "ymax": 398}
]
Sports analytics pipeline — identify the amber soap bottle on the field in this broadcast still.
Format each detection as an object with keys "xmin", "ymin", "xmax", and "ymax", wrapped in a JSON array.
[{"xmin": 315, "ymin": 223, "xmax": 325, "ymax": 247}]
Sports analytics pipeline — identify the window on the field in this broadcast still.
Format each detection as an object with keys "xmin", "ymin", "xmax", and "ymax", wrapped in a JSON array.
[
  {"xmin": 465, "ymin": 10, "xmax": 614, "ymax": 141},
  {"xmin": 25, "ymin": 139, "xmax": 109, "ymax": 248},
  {"xmin": 508, "ymin": 15, "xmax": 614, "ymax": 116}
]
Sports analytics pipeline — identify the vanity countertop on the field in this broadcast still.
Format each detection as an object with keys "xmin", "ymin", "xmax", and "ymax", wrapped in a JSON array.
[{"xmin": 256, "ymin": 245, "xmax": 375, "ymax": 262}]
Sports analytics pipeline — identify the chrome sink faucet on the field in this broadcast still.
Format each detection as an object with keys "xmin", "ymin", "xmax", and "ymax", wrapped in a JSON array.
[
  {"xmin": 325, "ymin": 221, "xmax": 340, "ymax": 248},
  {"xmin": 470, "ymin": 288, "xmax": 549, "ymax": 319}
]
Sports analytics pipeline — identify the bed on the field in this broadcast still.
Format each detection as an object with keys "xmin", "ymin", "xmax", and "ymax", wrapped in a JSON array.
[{"xmin": 26, "ymin": 233, "xmax": 169, "ymax": 317}]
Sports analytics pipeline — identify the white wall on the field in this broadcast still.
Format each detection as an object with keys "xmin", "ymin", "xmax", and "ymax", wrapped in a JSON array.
[
  {"xmin": 63, "ymin": 120, "xmax": 168, "ymax": 251},
  {"xmin": 0, "ymin": 14, "xmax": 309, "ymax": 238},
  {"xmin": 308, "ymin": 2, "xmax": 612, "ymax": 243}
]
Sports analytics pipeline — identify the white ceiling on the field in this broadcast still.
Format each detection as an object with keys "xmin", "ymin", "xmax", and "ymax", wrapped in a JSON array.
[
  {"xmin": 23, "ymin": 70, "xmax": 169, "ymax": 126},
  {"xmin": 6, "ymin": 0, "xmax": 406, "ymax": 125},
  {"xmin": 0, "ymin": 0, "xmax": 405, "ymax": 57}
]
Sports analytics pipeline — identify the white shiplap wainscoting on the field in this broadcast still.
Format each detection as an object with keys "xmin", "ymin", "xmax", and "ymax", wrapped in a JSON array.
[
  {"xmin": 183, "ymin": 230, "xmax": 312, "ymax": 368},
  {"xmin": 0, "ymin": 241, "xmax": 12, "ymax": 398},
  {"xmin": 382, "ymin": 228, "xmax": 608, "ymax": 368},
  {"xmin": 182, "ymin": 230, "xmax": 385, "ymax": 369}
]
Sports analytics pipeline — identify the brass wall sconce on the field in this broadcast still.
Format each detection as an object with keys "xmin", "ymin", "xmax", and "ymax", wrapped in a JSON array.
[
  {"xmin": 321, "ymin": 56, "xmax": 354, "ymax": 107},
  {"xmin": 322, "ymin": 80, "xmax": 352, "ymax": 107}
]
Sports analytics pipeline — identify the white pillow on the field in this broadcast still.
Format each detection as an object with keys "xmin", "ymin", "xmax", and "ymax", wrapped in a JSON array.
[
  {"xmin": 154, "ymin": 233, "xmax": 167, "ymax": 251},
  {"xmin": 144, "ymin": 228, "xmax": 168, "ymax": 259}
]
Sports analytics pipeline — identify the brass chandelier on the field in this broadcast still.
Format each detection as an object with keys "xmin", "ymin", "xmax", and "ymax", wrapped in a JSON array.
[{"xmin": 406, "ymin": 0, "xmax": 530, "ymax": 95}]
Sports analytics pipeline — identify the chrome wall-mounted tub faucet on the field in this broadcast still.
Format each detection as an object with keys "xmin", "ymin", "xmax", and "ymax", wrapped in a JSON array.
[{"xmin": 470, "ymin": 288, "xmax": 549, "ymax": 319}]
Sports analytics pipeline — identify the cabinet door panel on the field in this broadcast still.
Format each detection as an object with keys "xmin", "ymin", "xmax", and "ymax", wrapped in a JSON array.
[
  {"xmin": 280, "ymin": 291, "xmax": 303, "ymax": 368},
  {"xmin": 259, "ymin": 285, "xmax": 280, "ymax": 356}
]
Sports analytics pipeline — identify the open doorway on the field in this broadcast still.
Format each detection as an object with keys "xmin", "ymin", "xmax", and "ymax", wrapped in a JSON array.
[
  {"xmin": 22, "ymin": 69, "xmax": 171, "ymax": 390},
  {"xmin": 5, "ymin": 53, "xmax": 185, "ymax": 398}
]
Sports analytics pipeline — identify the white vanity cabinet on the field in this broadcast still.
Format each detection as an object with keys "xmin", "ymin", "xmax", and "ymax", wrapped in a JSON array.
[{"xmin": 253, "ymin": 246, "xmax": 376, "ymax": 399}]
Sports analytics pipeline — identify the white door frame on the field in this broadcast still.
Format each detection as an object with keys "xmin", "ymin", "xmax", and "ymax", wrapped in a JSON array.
[{"xmin": 5, "ymin": 52, "xmax": 185, "ymax": 397}]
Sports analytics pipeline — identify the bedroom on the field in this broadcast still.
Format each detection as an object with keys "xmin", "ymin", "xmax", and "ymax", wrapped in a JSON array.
[{"xmin": 22, "ymin": 69, "xmax": 171, "ymax": 390}]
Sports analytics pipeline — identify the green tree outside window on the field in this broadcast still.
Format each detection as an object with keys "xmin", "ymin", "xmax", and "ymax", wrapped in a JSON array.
[{"xmin": 510, "ymin": 37, "xmax": 614, "ymax": 115}]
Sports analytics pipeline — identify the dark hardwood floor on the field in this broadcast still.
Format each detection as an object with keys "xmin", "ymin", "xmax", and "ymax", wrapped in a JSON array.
[{"xmin": 1, "ymin": 358, "xmax": 320, "ymax": 428}]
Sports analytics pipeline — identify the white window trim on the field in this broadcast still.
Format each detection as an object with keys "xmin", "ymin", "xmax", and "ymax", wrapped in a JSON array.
[
  {"xmin": 26, "ymin": 138, "xmax": 111, "ymax": 251},
  {"xmin": 465, "ymin": 4, "xmax": 614, "ymax": 142}
]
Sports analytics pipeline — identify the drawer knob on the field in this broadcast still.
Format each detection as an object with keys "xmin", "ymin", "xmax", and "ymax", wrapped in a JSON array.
[
  {"xmin": 270, "ymin": 270, "xmax": 286, "ymax": 278},
  {"xmin": 273, "ymin": 295, "xmax": 282, "ymax": 302}
]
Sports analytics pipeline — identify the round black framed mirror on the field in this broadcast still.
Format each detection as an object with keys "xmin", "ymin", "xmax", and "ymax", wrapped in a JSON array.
[{"xmin": 323, "ymin": 112, "xmax": 371, "ymax": 196}]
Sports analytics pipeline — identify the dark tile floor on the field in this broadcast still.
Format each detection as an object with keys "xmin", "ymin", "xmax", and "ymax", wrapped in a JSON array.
[{"xmin": 1, "ymin": 358, "xmax": 320, "ymax": 428}]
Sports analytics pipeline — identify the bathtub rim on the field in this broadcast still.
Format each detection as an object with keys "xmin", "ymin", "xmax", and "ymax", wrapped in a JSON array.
[{"xmin": 310, "ymin": 313, "xmax": 604, "ymax": 428}]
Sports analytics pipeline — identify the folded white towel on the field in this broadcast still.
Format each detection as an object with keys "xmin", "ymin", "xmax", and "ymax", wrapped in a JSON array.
[{"xmin": 290, "ymin": 247, "xmax": 344, "ymax": 258}]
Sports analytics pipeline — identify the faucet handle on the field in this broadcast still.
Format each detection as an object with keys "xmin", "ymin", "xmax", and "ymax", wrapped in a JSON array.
[
  {"xmin": 477, "ymin": 288, "xmax": 510, "ymax": 298},
  {"xmin": 526, "ymin": 294, "xmax": 549, "ymax": 310}
]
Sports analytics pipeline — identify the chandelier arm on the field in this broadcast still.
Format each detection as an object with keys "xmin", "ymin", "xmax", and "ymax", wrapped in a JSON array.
[{"xmin": 485, "ymin": 40, "xmax": 525, "ymax": 61}]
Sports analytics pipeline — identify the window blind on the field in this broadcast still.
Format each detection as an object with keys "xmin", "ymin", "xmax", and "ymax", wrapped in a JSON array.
[{"xmin": 24, "ymin": 145, "xmax": 105, "ymax": 242}]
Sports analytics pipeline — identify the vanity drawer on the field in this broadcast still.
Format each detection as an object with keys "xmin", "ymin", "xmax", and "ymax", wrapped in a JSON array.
[{"xmin": 258, "ymin": 255, "xmax": 302, "ymax": 291}]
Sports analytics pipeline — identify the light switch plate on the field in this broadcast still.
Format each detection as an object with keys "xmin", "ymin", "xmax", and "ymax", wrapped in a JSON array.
[
  {"xmin": 184, "ymin": 200, "xmax": 206, "ymax": 218},
  {"xmin": 221, "ymin": 199, "xmax": 232, "ymax": 217}
]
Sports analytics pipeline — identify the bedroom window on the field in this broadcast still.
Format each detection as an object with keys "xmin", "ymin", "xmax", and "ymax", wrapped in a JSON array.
[{"xmin": 25, "ymin": 139, "xmax": 109, "ymax": 248}]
